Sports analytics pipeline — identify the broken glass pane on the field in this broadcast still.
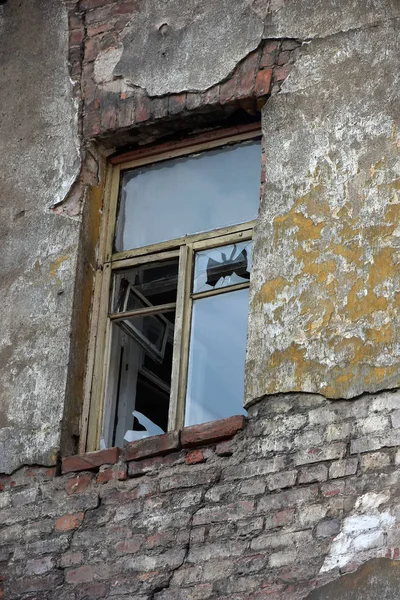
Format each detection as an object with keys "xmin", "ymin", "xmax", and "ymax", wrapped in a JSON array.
[
  {"xmin": 193, "ymin": 240, "xmax": 252, "ymax": 294},
  {"xmin": 185, "ymin": 289, "xmax": 248, "ymax": 427},
  {"xmin": 115, "ymin": 140, "xmax": 261, "ymax": 252},
  {"xmin": 102, "ymin": 312, "xmax": 175, "ymax": 448},
  {"xmin": 112, "ymin": 259, "xmax": 178, "ymax": 313}
]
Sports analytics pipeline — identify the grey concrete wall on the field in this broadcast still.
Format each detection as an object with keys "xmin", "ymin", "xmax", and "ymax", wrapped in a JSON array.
[{"xmin": 0, "ymin": 0, "xmax": 80, "ymax": 473}]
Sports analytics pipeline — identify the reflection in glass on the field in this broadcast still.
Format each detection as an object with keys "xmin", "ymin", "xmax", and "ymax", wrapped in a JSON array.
[
  {"xmin": 113, "ymin": 260, "xmax": 178, "ymax": 312},
  {"xmin": 115, "ymin": 140, "xmax": 261, "ymax": 251},
  {"xmin": 185, "ymin": 289, "xmax": 249, "ymax": 427},
  {"xmin": 193, "ymin": 241, "xmax": 252, "ymax": 294}
]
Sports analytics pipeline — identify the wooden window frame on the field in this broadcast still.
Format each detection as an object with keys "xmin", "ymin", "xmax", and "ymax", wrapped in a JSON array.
[{"xmin": 81, "ymin": 123, "xmax": 261, "ymax": 453}]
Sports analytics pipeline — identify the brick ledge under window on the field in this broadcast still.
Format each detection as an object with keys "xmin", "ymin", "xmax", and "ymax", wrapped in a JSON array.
[{"xmin": 61, "ymin": 415, "xmax": 246, "ymax": 475}]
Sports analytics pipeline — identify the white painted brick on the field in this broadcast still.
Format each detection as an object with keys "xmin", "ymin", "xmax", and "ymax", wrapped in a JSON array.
[
  {"xmin": 371, "ymin": 391, "xmax": 400, "ymax": 413},
  {"xmin": 326, "ymin": 422, "xmax": 352, "ymax": 442},
  {"xmin": 267, "ymin": 470, "xmax": 297, "ymax": 491},
  {"xmin": 359, "ymin": 414, "xmax": 390, "ymax": 435},
  {"xmin": 298, "ymin": 503, "xmax": 327, "ymax": 527},
  {"xmin": 360, "ymin": 452, "xmax": 391, "ymax": 471},
  {"xmin": 295, "ymin": 443, "xmax": 346, "ymax": 466},
  {"xmin": 329, "ymin": 458, "xmax": 358, "ymax": 479},
  {"xmin": 391, "ymin": 410, "xmax": 400, "ymax": 429},
  {"xmin": 352, "ymin": 530, "xmax": 384, "ymax": 551}
]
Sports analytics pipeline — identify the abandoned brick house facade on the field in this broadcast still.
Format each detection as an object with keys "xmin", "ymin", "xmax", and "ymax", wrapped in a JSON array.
[{"xmin": 1, "ymin": 0, "xmax": 400, "ymax": 598}]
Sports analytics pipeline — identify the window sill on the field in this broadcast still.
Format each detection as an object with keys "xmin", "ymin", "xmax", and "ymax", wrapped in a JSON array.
[{"xmin": 61, "ymin": 415, "xmax": 245, "ymax": 474}]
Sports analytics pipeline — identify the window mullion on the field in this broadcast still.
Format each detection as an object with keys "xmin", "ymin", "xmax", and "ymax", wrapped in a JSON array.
[{"xmin": 168, "ymin": 244, "xmax": 193, "ymax": 431}]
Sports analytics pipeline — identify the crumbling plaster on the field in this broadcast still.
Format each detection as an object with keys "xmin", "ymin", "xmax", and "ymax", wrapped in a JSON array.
[
  {"xmin": 246, "ymin": 19, "xmax": 400, "ymax": 403},
  {"xmin": 0, "ymin": 0, "xmax": 80, "ymax": 473}
]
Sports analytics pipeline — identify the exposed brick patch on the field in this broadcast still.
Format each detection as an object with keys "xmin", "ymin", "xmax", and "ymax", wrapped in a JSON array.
[
  {"xmin": 123, "ymin": 431, "xmax": 181, "ymax": 462},
  {"xmin": 62, "ymin": 447, "xmax": 119, "ymax": 474},
  {"xmin": 55, "ymin": 512, "xmax": 84, "ymax": 531},
  {"xmin": 65, "ymin": 473, "xmax": 94, "ymax": 495},
  {"xmin": 185, "ymin": 449, "xmax": 206, "ymax": 465},
  {"xmin": 67, "ymin": 14, "xmax": 302, "ymax": 144},
  {"xmin": 181, "ymin": 415, "xmax": 246, "ymax": 448}
]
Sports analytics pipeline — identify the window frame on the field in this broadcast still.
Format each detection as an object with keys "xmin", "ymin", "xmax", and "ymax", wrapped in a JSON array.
[{"xmin": 82, "ymin": 124, "xmax": 261, "ymax": 453}]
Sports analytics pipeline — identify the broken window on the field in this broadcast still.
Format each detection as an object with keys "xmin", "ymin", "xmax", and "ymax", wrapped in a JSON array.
[{"xmin": 89, "ymin": 131, "xmax": 261, "ymax": 450}]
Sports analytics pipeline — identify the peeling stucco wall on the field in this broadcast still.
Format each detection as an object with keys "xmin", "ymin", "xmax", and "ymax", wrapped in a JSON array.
[
  {"xmin": 0, "ymin": 0, "xmax": 80, "ymax": 473},
  {"xmin": 247, "ymin": 18, "xmax": 400, "ymax": 402},
  {"xmin": 114, "ymin": 0, "xmax": 264, "ymax": 96}
]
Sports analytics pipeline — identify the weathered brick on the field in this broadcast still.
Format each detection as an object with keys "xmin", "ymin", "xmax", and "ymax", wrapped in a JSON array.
[
  {"xmin": 182, "ymin": 416, "xmax": 245, "ymax": 448},
  {"xmin": 62, "ymin": 448, "xmax": 119, "ymax": 474},
  {"xmin": 60, "ymin": 551, "xmax": 84, "ymax": 568},
  {"xmin": 223, "ymin": 457, "xmax": 286, "ymax": 480},
  {"xmin": 115, "ymin": 535, "xmax": 144, "ymax": 554},
  {"xmin": 65, "ymin": 473, "xmax": 94, "ymax": 495},
  {"xmin": 123, "ymin": 431, "xmax": 180, "ymax": 462},
  {"xmin": 298, "ymin": 464, "xmax": 328, "ymax": 484},
  {"xmin": 329, "ymin": 458, "xmax": 358, "ymax": 479},
  {"xmin": 316, "ymin": 519, "xmax": 341, "ymax": 538},
  {"xmin": 251, "ymin": 529, "xmax": 312, "ymax": 552},
  {"xmin": 185, "ymin": 449, "xmax": 206, "ymax": 465},
  {"xmin": 258, "ymin": 485, "xmax": 319, "ymax": 512},
  {"xmin": 297, "ymin": 503, "xmax": 328, "ymax": 527},
  {"xmin": 8, "ymin": 573, "xmax": 63, "ymax": 595},
  {"xmin": 193, "ymin": 501, "xmax": 254, "ymax": 526},
  {"xmin": 97, "ymin": 464, "xmax": 127, "ymax": 484},
  {"xmin": 56, "ymin": 512, "xmax": 85, "ymax": 531},
  {"xmin": 391, "ymin": 410, "xmax": 400, "ymax": 429},
  {"xmin": 264, "ymin": 509, "xmax": 295, "ymax": 530},
  {"xmin": 371, "ymin": 391, "xmax": 400, "ymax": 412},
  {"xmin": 266, "ymin": 469, "xmax": 297, "ymax": 491},
  {"xmin": 359, "ymin": 414, "xmax": 390, "ymax": 434},
  {"xmin": 25, "ymin": 556, "xmax": 55, "ymax": 575},
  {"xmin": 294, "ymin": 443, "xmax": 346, "ymax": 466},
  {"xmin": 160, "ymin": 467, "xmax": 220, "ymax": 491}
]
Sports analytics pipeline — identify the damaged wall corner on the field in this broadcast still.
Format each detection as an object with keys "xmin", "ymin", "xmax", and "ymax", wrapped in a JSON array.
[
  {"xmin": 246, "ymin": 19, "xmax": 400, "ymax": 404},
  {"xmin": 0, "ymin": 0, "xmax": 81, "ymax": 473}
]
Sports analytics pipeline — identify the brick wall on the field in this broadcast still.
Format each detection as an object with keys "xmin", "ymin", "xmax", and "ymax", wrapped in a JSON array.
[{"xmin": 2, "ymin": 392, "xmax": 400, "ymax": 599}]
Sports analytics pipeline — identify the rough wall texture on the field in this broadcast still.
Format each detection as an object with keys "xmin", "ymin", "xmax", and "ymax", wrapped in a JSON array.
[
  {"xmin": 0, "ymin": 0, "xmax": 80, "ymax": 473},
  {"xmin": 3, "ymin": 393, "xmax": 400, "ymax": 599},
  {"xmin": 247, "ymin": 18, "xmax": 400, "ymax": 402}
]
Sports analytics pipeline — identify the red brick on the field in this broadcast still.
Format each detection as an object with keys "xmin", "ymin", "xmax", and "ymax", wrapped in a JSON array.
[
  {"xmin": 181, "ymin": 415, "xmax": 246, "ymax": 448},
  {"xmin": 69, "ymin": 28, "xmax": 85, "ymax": 46},
  {"xmin": 65, "ymin": 473, "xmax": 94, "ymax": 495},
  {"xmin": 186, "ymin": 92, "xmax": 203, "ymax": 111},
  {"xmin": 274, "ymin": 63, "xmax": 292, "ymax": 82},
  {"xmin": 202, "ymin": 84, "xmax": 220, "ymax": 106},
  {"xmin": 62, "ymin": 448, "xmax": 119, "ymax": 474},
  {"xmin": 97, "ymin": 465, "xmax": 127, "ymax": 484},
  {"xmin": 236, "ymin": 49, "xmax": 260, "ymax": 99},
  {"xmin": 135, "ymin": 93, "xmax": 151, "ymax": 123},
  {"xmin": 220, "ymin": 73, "xmax": 238, "ymax": 105},
  {"xmin": 55, "ymin": 512, "xmax": 84, "ymax": 531},
  {"xmin": 151, "ymin": 97, "xmax": 169, "ymax": 120},
  {"xmin": 168, "ymin": 93, "xmax": 186, "ymax": 115},
  {"xmin": 123, "ymin": 431, "xmax": 180, "ymax": 462},
  {"xmin": 255, "ymin": 68, "xmax": 273, "ymax": 97},
  {"xmin": 185, "ymin": 449, "xmax": 205, "ymax": 465}
]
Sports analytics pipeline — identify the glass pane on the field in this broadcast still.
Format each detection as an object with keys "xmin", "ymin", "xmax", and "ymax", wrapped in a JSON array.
[
  {"xmin": 193, "ymin": 240, "xmax": 252, "ymax": 294},
  {"xmin": 117, "ymin": 313, "xmax": 170, "ymax": 362},
  {"xmin": 115, "ymin": 140, "xmax": 261, "ymax": 252},
  {"xmin": 112, "ymin": 260, "xmax": 178, "ymax": 312},
  {"xmin": 102, "ymin": 312, "xmax": 175, "ymax": 449},
  {"xmin": 185, "ymin": 289, "xmax": 248, "ymax": 427}
]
